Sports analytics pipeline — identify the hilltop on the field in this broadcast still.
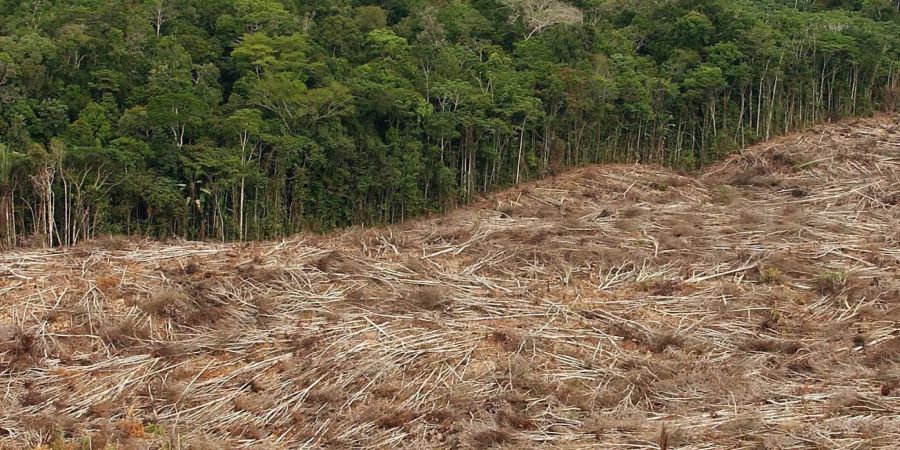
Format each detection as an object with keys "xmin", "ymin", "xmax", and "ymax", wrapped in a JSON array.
[{"xmin": 1, "ymin": 116, "xmax": 899, "ymax": 449}]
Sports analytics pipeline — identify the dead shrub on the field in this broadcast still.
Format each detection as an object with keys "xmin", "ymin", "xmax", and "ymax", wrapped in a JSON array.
[
  {"xmin": 771, "ymin": 149, "xmax": 805, "ymax": 169},
  {"xmin": 312, "ymin": 250, "xmax": 361, "ymax": 274},
  {"xmin": 289, "ymin": 333, "xmax": 321, "ymax": 356},
  {"xmin": 880, "ymin": 380, "xmax": 898, "ymax": 397},
  {"xmin": 500, "ymin": 356, "xmax": 551, "ymax": 396},
  {"xmin": 94, "ymin": 235, "xmax": 130, "ymax": 251},
  {"xmin": 767, "ymin": 252, "xmax": 812, "ymax": 277},
  {"xmin": 181, "ymin": 293, "xmax": 227, "ymax": 326},
  {"xmin": 786, "ymin": 356, "xmax": 817, "ymax": 374},
  {"xmin": 236, "ymin": 263, "xmax": 282, "ymax": 282},
  {"xmin": 84, "ymin": 427, "xmax": 114, "ymax": 450},
  {"xmin": 582, "ymin": 415, "xmax": 646, "ymax": 439},
  {"xmin": 306, "ymin": 386, "xmax": 342, "ymax": 405},
  {"xmin": 757, "ymin": 309, "xmax": 782, "ymax": 331},
  {"xmin": 151, "ymin": 342, "xmax": 189, "ymax": 359},
  {"xmin": 424, "ymin": 408, "xmax": 457, "ymax": 427},
  {"xmin": 881, "ymin": 192, "xmax": 900, "ymax": 206},
  {"xmin": 649, "ymin": 181, "xmax": 669, "ymax": 191},
  {"xmin": 232, "ymin": 394, "xmax": 264, "ymax": 413},
  {"xmin": 645, "ymin": 279, "xmax": 681, "ymax": 296},
  {"xmin": 669, "ymin": 221, "xmax": 700, "ymax": 238},
  {"xmin": 465, "ymin": 426, "xmax": 515, "ymax": 449},
  {"xmin": 738, "ymin": 210, "xmax": 765, "ymax": 225},
  {"xmin": 623, "ymin": 189, "xmax": 643, "ymax": 202},
  {"xmin": 552, "ymin": 380, "xmax": 594, "ymax": 411},
  {"xmin": 140, "ymin": 289, "xmax": 189, "ymax": 318},
  {"xmin": 374, "ymin": 408, "xmax": 416, "ymax": 429},
  {"xmin": 609, "ymin": 323, "xmax": 649, "ymax": 348},
  {"xmin": 439, "ymin": 226, "xmax": 474, "ymax": 242},
  {"xmin": 409, "ymin": 286, "xmax": 450, "ymax": 311},
  {"xmin": 181, "ymin": 436, "xmax": 221, "ymax": 450},
  {"xmin": 498, "ymin": 204, "xmax": 515, "ymax": 218},
  {"xmin": 613, "ymin": 219, "xmax": 639, "ymax": 232},
  {"xmin": 649, "ymin": 424, "xmax": 687, "ymax": 450},
  {"xmin": 252, "ymin": 295, "xmax": 274, "ymax": 320},
  {"xmin": 594, "ymin": 386, "xmax": 629, "ymax": 409},
  {"xmin": 20, "ymin": 389, "xmax": 46, "ymax": 407},
  {"xmin": 598, "ymin": 247, "xmax": 632, "ymax": 266},
  {"xmin": 739, "ymin": 338, "xmax": 802, "ymax": 354},
  {"xmin": 372, "ymin": 382, "xmax": 404, "ymax": 400},
  {"xmin": 827, "ymin": 390, "xmax": 866, "ymax": 414},
  {"xmin": 403, "ymin": 255, "xmax": 428, "ymax": 274},
  {"xmin": 711, "ymin": 185, "xmax": 740, "ymax": 205},
  {"xmin": 787, "ymin": 187, "xmax": 810, "ymax": 198},
  {"xmin": 88, "ymin": 401, "xmax": 114, "ymax": 418},
  {"xmin": 227, "ymin": 423, "xmax": 264, "ymax": 440},
  {"xmin": 657, "ymin": 234, "xmax": 688, "ymax": 250},
  {"xmin": 344, "ymin": 286, "xmax": 368, "ymax": 304},
  {"xmin": 650, "ymin": 331, "xmax": 683, "ymax": 353},
  {"xmin": 617, "ymin": 359, "xmax": 684, "ymax": 402},
  {"xmin": 715, "ymin": 415, "xmax": 762, "ymax": 434},
  {"xmin": 99, "ymin": 319, "xmax": 150, "ymax": 347},
  {"xmin": 496, "ymin": 405, "xmax": 535, "ymax": 430},
  {"xmin": 620, "ymin": 206, "xmax": 648, "ymax": 218},
  {"xmin": 487, "ymin": 329, "xmax": 526, "ymax": 353},
  {"xmin": 730, "ymin": 165, "xmax": 781, "ymax": 187},
  {"xmin": 0, "ymin": 326, "xmax": 42, "ymax": 370},
  {"xmin": 22, "ymin": 413, "xmax": 77, "ymax": 442},
  {"xmin": 183, "ymin": 261, "xmax": 200, "ymax": 275},
  {"xmin": 530, "ymin": 203, "xmax": 560, "ymax": 219},
  {"xmin": 865, "ymin": 337, "xmax": 900, "ymax": 368},
  {"xmin": 522, "ymin": 229, "xmax": 554, "ymax": 245},
  {"xmin": 312, "ymin": 251, "xmax": 341, "ymax": 273}
]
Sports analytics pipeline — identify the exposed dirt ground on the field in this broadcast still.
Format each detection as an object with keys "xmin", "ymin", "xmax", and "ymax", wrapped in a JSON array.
[{"xmin": 1, "ymin": 116, "xmax": 899, "ymax": 449}]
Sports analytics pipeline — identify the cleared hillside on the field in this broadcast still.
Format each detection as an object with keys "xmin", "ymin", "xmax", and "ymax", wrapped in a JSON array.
[{"xmin": 1, "ymin": 116, "xmax": 899, "ymax": 449}]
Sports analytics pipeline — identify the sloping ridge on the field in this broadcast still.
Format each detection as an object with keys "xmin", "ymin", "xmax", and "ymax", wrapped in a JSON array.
[{"xmin": 1, "ymin": 116, "xmax": 899, "ymax": 449}]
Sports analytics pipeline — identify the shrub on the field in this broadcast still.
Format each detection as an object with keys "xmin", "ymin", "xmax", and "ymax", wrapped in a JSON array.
[
  {"xmin": 757, "ymin": 266, "xmax": 782, "ymax": 284},
  {"xmin": 410, "ymin": 286, "xmax": 450, "ymax": 311},
  {"xmin": 816, "ymin": 270, "xmax": 850, "ymax": 294}
]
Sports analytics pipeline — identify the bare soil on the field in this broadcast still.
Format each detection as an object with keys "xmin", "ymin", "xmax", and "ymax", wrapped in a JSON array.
[{"xmin": 2, "ymin": 116, "xmax": 899, "ymax": 449}]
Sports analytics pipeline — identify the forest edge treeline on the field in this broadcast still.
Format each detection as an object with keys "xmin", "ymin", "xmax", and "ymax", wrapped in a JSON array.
[{"xmin": 1, "ymin": 0, "xmax": 898, "ymax": 246}]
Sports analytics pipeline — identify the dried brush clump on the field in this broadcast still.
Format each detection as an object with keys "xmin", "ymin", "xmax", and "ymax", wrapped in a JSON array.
[
  {"xmin": 140, "ymin": 288, "xmax": 189, "ymax": 318},
  {"xmin": 739, "ymin": 338, "xmax": 803, "ymax": 354},
  {"xmin": 865, "ymin": 337, "xmax": 900, "ymax": 368},
  {"xmin": 464, "ymin": 425, "xmax": 516, "ymax": 449},
  {"xmin": 99, "ymin": 318, "xmax": 151, "ymax": 347},
  {"xmin": 409, "ymin": 285, "xmax": 451, "ymax": 311},
  {"xmin": 729, "ymin": 163, "xmax": 784, "ymax": 187},
  {"xmin": 312, "ymin": 250, "xmax": 362, "ymax": 274},
  {"xmin": 0, "ymin": 327, "xmax": 42, "ymax": 372}
]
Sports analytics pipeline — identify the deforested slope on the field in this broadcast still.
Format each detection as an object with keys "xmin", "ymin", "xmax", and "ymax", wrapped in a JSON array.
[{"xmin": 1, "ymin": 116, "xmax": 899, "ymax": 449}]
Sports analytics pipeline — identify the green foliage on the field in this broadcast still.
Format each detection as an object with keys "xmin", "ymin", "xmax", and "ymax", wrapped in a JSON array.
[
  {"xmin": 816, "ymin": 269, "xmax": 851, "ymax": 294},
  {"xmin": 758, "ymin": 266, "xmax": 782, "ymax": 284},
  {"xmin": 144, "ymin": 422, "xmax": 167, "ymax": 436},
  {"xmin": 0, "ymin": 0, "xmax": 896, "ymax": 244}
]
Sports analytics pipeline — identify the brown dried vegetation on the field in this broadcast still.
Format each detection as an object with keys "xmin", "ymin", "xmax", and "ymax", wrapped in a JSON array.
[{"xmin": 1, "ymin": 117, "xmax": 898, "ymax": 448}]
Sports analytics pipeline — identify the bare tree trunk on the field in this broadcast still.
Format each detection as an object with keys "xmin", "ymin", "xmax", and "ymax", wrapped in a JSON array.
[
  {"xmin": 767, "ymin": 74, "xmax": 779, "ymax": 140},
  {"xmin": 516, "ymin": 117, "xmax": 527, "ymax": 185}
]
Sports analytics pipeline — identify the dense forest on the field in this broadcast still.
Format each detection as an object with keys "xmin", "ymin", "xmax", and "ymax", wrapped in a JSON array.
[{"xmin": 0, "ymin": 0, "xmax": 898, "ymax": 245}]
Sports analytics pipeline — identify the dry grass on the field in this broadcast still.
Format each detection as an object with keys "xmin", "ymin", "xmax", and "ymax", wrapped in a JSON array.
[{"xmin": 1, "ymin": 116, "xmax": 898, "ymax": 449}]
